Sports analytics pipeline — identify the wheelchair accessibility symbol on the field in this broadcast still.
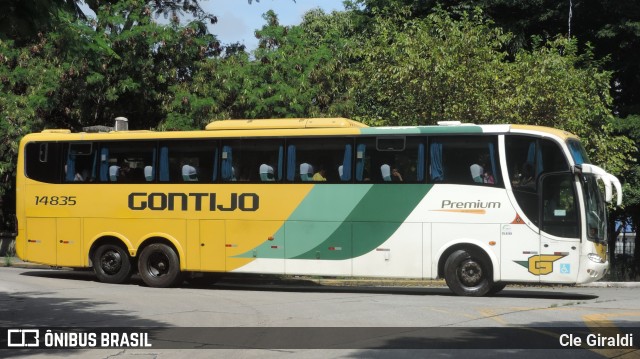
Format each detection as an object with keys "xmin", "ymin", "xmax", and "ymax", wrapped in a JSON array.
[{"xmin": 560, "ymin": 263, "xmax": 571, "ymax": 274}]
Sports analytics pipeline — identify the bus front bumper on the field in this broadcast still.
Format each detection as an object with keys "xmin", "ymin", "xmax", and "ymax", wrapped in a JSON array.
[{"xmin": 577, "ymin": 254, "xmax": 608, "ymax": 283}]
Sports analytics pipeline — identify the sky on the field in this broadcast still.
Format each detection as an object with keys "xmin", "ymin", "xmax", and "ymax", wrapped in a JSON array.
[{"xmin": 200, "ymin": 0, "xmax": 348, "ymax": 50}]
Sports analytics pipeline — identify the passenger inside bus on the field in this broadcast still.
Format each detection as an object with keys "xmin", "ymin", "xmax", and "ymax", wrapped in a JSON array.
[
  {"xmin": 392, "ymin": 167, "xmax": 403, "ymax": 182},
  {"xmin": 312, "ymin": 166, "xmax": 327, "ymax": 181}
]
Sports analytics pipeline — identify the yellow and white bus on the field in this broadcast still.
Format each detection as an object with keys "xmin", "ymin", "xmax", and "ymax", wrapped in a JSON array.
[{"xmin": 15, "ymin": 118, "xmax": 622, "ymax": 296}]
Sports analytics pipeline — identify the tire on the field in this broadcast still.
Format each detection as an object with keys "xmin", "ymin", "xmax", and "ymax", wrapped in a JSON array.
[
  {"xmin": 137, "ymin": 243, "xmax": 183, "ymax": 288},
  {"xmin": 93, "ymin": 243, "xmax": 133, "ymax": 284},
  {"xmin": 444, "ymin": 249, "xmax": 492, "ymax": 296},
  {"xmin": 488, "ymin": 282, "xmax": 507, "ymax": 296}
]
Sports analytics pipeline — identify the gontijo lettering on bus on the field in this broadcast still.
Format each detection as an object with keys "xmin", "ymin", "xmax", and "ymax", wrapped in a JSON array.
[{"xmin": 127, "ymin": 192, "xmax": 259, "ymax": 211}]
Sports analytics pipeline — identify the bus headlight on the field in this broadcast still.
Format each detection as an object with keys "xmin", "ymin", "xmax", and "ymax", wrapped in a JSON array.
[{"xmin": 588, "ymin": 253, "xmax": 605, "ymax": 263}]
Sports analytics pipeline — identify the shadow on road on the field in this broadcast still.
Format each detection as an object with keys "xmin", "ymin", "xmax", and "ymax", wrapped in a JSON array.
[{"xmin": 21, "ymin": 268, "xmax": 599, "ymax": 301}]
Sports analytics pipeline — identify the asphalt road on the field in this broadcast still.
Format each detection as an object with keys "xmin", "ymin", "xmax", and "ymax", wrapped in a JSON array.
[{"xmin": 0, "ymin": 266, "xmax": 638, "ymax": 358}]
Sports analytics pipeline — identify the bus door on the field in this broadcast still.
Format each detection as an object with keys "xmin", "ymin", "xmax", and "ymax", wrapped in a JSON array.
[{"xmin": 538, "ymin": 173, "xmax": 581, "ymax": 283}]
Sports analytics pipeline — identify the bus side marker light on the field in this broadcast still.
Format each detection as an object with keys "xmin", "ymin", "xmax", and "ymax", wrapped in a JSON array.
[
  {"xmin": 268, "ymin": 236, "xmax": 274, "ymax": 241},
  {"xmin": 489, "ymin": 241, "xmax": 496, "ymax": 246}
]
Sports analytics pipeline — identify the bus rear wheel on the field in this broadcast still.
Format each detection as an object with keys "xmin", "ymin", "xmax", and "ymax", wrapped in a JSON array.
[
  {"xmin": 138, "ymin": 243, "xmax": 183, "ymax": 288},
  {"xmin": 93, "ymin": 244, "xmax": 133, "ymax": 284},
  {"xmin": 444, "ymin": 249, "xmax": 492, "ymax": 296}
]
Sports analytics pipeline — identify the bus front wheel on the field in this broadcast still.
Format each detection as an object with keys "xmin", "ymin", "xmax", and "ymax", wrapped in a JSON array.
[
  {"xmin": 93, "ymin": 244, "xmax": 133, "ymax": 284},
  {"xmin": 444, "ymin": 249, "xmax": 492, "ymax": 296},
  {"xmin": 138, "ymin": 243, "xmax": 183, "ymax": 288}
]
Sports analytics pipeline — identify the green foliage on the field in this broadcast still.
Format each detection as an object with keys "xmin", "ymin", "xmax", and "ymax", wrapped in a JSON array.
[
  {"xmin": 0, "ymin": 37, "xmax": 63, "ymax": 189},
  {"xmin": 351, "ymin": 7, "xmax": 634, "ymax": 174},
  {"xmin": 163, "ymin": 8, "xmax": 357, "ymax": 129}
]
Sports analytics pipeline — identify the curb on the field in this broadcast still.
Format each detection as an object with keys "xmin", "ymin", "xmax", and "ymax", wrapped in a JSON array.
[{"xmin": 577, "ymin": 282, "xmax": 640, "ymax": 288}]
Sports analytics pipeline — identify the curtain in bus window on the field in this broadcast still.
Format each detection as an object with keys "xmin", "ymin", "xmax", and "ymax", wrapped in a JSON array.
[
  {"xmin": 149, "ymin": 147, "xmax": 157, "ymax": 181},
  {"xmin": 221, "ymin": 145, "xmax": 234, "ymax": 181},
  {"xmin": 159, "ymin": 146, "xmax": 169, "ymax": 181},
  {"xmin": 341, "ymin": 143, "xmax": 352, "ymax": 181},
  {"xmin": 277, "ymin": 145, "xmax": 284, "ymax": 180},
  {"xmin": 99, "ymin": 147, "xmax": 109, "ymax": 182},
  {"xmin": 568, "ymin": 141, "xmax": 585, "ymax": 165},
  {"xmin": 65, "ymin": 151, "xmax": 76, "ymax": 182},
  {"xmin": 212, "ymin": 147, "xmax": 218, "ymax": 181},
  {"xmin": 430, "ymin": 142, "xmax": 443, "ymax": 181},
  {"xmin": 489, "ymin": 142, "xmax": 497, "ymax": 184},
  {"xmin": 91, "ymin": 149, "xmax": 98, "ymax": 180},
  {"xmin": 417, "ymin": 143, "xmax": 425, "ymax": 182},
  {"xmin": 355, "ymin": 143, "xmax": 366, "ymax": 181},
  {"xmin": 286, "ymin": 145, "xmax": 296, "ymax": 181}
]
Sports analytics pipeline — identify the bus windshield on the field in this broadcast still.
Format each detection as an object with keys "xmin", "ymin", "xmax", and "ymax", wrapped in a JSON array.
[{"xmin": 584, "ymin": 175, "xmax": 607, "ymax": 242}]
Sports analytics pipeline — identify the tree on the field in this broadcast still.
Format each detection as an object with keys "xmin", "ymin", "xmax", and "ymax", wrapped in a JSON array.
[
  {"xmin": 0, "ymin": 0, "xmax": 216, "ymax": 45},
  {"xmin": 0, "ymin": 0, "xmax": 220, "ymax": 196},
  {"xmin": 163, "ymin": 8, "xmax": 358, "ymax": 129},
  {"xmin": 0, "ymin": 0, "xmax": 81, "ymax": 45},
  {"xmin": 353, "ymin": 0, "xmax": 640, "ymax": 117},
  {"xmin": 351, "ymin": 8, "xmax": 634, "ymax": 172},
  {"xmin": 0, "ymin": 36, "xmax": 64, "ymax": 194}
]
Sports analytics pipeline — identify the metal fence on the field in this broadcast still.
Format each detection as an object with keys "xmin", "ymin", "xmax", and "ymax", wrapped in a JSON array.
[
  {"xmin": 609, "ymin": 231, "xmax": 639, "ymax": 281},
  {"xmin": 615, "ymin": 232, "xmax": 636, "ymax": 256}
]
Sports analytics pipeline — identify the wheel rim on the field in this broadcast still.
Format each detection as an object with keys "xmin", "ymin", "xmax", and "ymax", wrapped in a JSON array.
[
  {"xmin": 146, "ymin": 251, "xmax": 170, "ymax": 278},
  {"xmin": 101, "ymin": 250, "xmax": 122, "ymax": 275},
  {"xmin": 458, "ymin": 259, "xmax": 483, "ymax": 287}
]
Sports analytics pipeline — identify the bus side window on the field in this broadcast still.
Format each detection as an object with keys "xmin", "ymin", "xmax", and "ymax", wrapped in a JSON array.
[
  {"xmin": 428, "ymin": 136, "xmax": 500, "ymax": 186},
  {"xmin": 288, "ymin": 138, "xmax": 353, "ymax": 183},
  {"xmin": 64, "ymin": 142, "xmax": 95, "ymax": 183},
  {"xmin": 98, "ymin": 142, "xmax": 155, "ymax": 183},
  {"xmin": 505, "ymin": 136, "xmax": 569, "ymax": 191},
  {"xmin": 158, "ymin": 140, "xmax": 217, "ymax": 183},
  {"xmin": 353, "ymin": 137, "xmax": 424, "ymax": 183},
  {"xmin": 25, "ymin": 142, "xmax": 63, "ymax": 183},
  {"xmin": 222, "ymin": 139, "xmax": 283, "ymax": 182}
]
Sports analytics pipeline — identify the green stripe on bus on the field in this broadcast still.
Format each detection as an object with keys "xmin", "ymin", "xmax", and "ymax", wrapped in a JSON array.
[
  {"xmin": 235, "ymin": 185, "xmax": 372, "ymax": 259},
  {"xmin": 292, "ymin": 184, "xmax": 432, "ymax": 259}
]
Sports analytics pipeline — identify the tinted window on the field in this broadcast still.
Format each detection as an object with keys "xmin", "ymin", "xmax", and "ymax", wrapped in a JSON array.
[
  {"xmin": 97, "ymin": 142, "xmax": 156, "ymax": 183},
  {"xmin": 505, "ymin": 136, "xmax": 570, "ymax": 226},
  {"xmin": 287, "ymin": 138, "xmax": 353, "ymax": 182},
  {"xmin": 25, "ymin": 142, "xmax": 63, "ymax": 183},
  {"xmin": 505, "ymin": 136, "xmax": 569, "ymax": 191},
  {"xmin": 428, "ymin": 136, "xmax": 501, "ymax": 186},
  {"xmin": 221, "ymin": 139, "xmax": 284, "ymax": 182},
  {"xmin": 355, "ymin": 137, "xmax": 425, "ymax": 183},
  {"xmin": 159, "ymin": 140, "xmax": 217, "ymax": 183},
  {"xmin": 63, "ymin": 142, "xmax": 97, "ymax": 182},
  {"xmin": 541, "ymin": 173, "xmax": 579, "ymax": 238}
]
